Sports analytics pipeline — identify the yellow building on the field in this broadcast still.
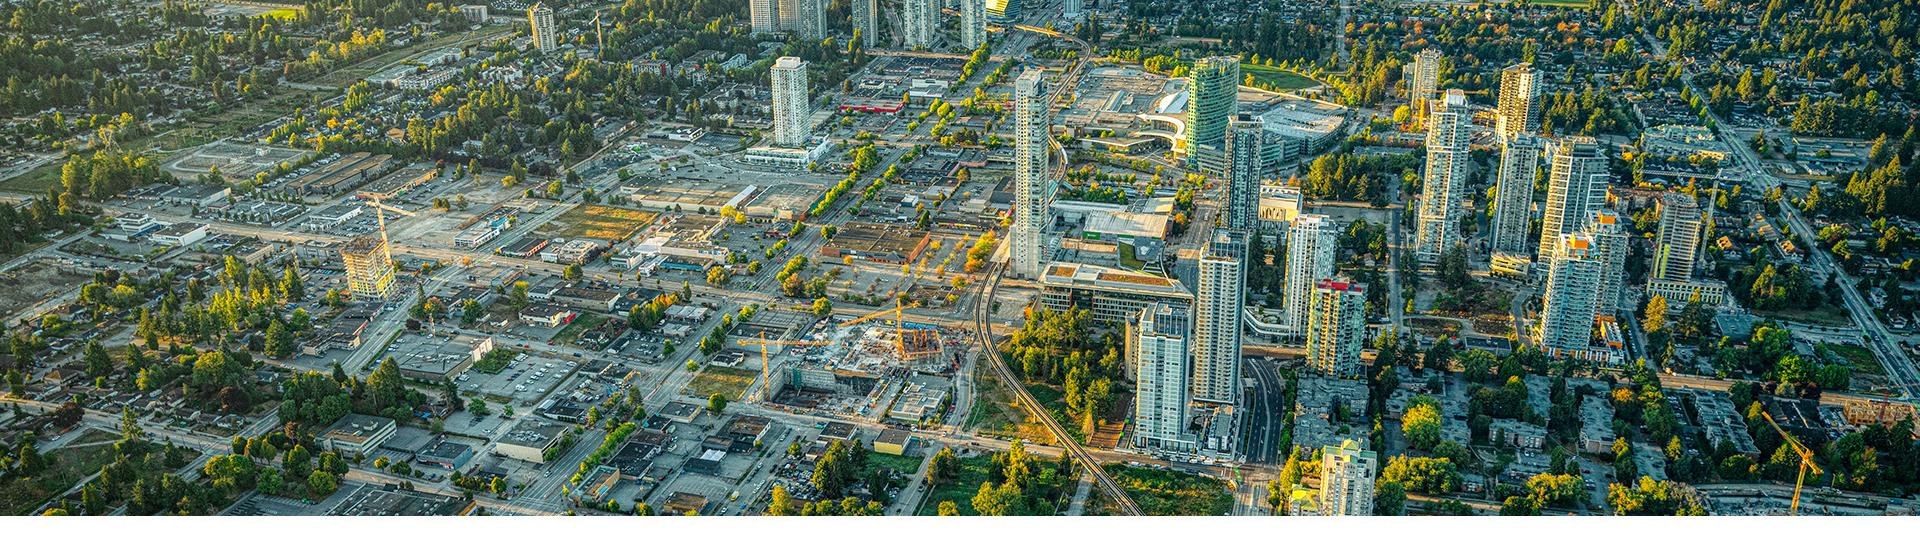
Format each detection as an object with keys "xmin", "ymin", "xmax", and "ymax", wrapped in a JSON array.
[{"xmin": 341, "ymin": 234, "xmax": 395, "ymax": 300}]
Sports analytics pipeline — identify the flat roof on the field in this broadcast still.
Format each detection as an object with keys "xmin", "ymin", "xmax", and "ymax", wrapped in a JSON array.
[{"xmin": 1041, "ymin": 262, "xmax": 1191, "ymax": 297}]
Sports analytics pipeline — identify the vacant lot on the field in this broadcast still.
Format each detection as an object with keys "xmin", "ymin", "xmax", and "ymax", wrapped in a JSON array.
[
  {"xmin": 544, "ymin": 205, "xmax": 660, "ymax": 242},
  {"xmin": 685, "ymin": 365, "xmax": 760, "ymax": 400},
  {"xmin": 0, "ymin": 260, "xmax": 97, "ymax": 315},
  {"xmin": 1103, "ymin": 464, "xmax": 1234, "ymax": 516}
]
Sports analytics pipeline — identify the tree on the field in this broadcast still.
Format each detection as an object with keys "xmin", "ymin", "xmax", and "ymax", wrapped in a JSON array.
[
  {"xmin": 265, "ymin": 320, "xmax": 295, "ymax": 358},
  {"xmin": 1380, "ymin": 456, "xmax": 1460, "ymax": 495},
  {"xmin": 928, "ymin": 446, "xmax": 960, "ymax": 483},
  {"xmin": 970, "ymin": 481, "xmax": 1026, "ymax": 516},
  {"xmin": 811, "ymin": 297, "xmax": 832, "ymax": 317},
  {"xmin": 707, "ymin": 393, "xmax": 729, "ymax": 414},
  {"xmin": 1374, "ymin": 480, "xmax": 1407, "ymax": 516},
  {"xmin": 1642, "ymin": 294, "xmax": 1669, "ymax": 334},
  {"xmin": 1402, "ymin": 397, "xmax": 1443, "ymax": 451},
  {"xmin": 937, "ymin": 500, "xmax": 961, "ymax": 516},
  {"xmin": 767, "ymin": 485, "xmax": 795, "ymax": 516},
  {"xmin": 1606, "ymin": 477, "xmax": 1707, "ymax": 516},
  {"xmin": 562, "ymin": 264, "xmax": 582, "ymax": 281},
  {"xmin": 307, "ymin": 470, "xmax": 340, "ymax": 498}
]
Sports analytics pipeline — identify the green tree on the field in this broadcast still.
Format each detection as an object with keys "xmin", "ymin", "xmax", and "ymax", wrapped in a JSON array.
[
  {"xmin": 1402, "ymin": 398, "xmax": 1443, "ymax": 451},
  {"xmin": 707, "ymin": 393, "xmax": 729, "ymax": 414}
]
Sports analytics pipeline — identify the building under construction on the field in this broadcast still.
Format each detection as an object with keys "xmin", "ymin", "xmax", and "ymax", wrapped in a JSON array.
[
  {"xmin": 341, "ymin": 234, "xmax": 395, "ymax": 300},
  {"xmin": 752, "ymin": 317, "xmax": 951, "ymax": 418}
]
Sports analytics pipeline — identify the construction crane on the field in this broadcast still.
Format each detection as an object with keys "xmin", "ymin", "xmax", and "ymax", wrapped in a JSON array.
[
  {"xmin": 1761, "ymin": 411, "xmax": 1824, "ymax": 515},
  {"xmin": 736, "ymin": 332, "xmax": 828, "ymax": 402},
  {"xmin": 354, "ymin": 191, "xmax": 416, "ymax": 256},
  {"xmin": 836, "ymin": 300, "xmax": 938, "ymax": 359}
]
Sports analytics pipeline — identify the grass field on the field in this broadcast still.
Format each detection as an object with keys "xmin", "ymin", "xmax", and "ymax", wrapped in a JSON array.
[
  {"xmin": 0, "ymin": 429, "xmax": 119, "ymax": 515},
  {"xmin": 967, "ymin": 366, "xmax": 1055, "ymax": 443},
  {"xmin": 1241, "ymin": 64, "xmax": 1322, "ymax": 91},
  {"xmin": 544, "ymin": 205, "xmax": 660, "ymax": 242},
  {"xmin": 1756, "ymin": 303, "xmax": 1854, "ymax": 327},
  {"xmin": 0, "ymin": 163, "xmax": 60, "ymax": 194},
  {"xmin": 685, "ymin": 365, "xmax": 760, "ymax": 400},
  {"xmin": 1821, "ymin": 343, "xmax": 1885, "ymax": 376},
  {"xmin": 1102, "ymin": 464, "xmax": 1235, "ymax": 516}
]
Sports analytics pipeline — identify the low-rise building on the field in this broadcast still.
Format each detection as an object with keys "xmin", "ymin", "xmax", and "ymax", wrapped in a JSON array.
[
  {"xmin": 320, "ymin": 413, "xmax": 397, "ymax": 457},
  {"xmin": 150, "ymin": 223, "xmax": 211, "ymax": 247},
  {"xmin": 495, "ymin": 420, "xmax": 569, "ymax": 463}
]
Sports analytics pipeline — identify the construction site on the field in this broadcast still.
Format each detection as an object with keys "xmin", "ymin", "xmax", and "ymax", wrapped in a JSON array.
[{"xmin": 731, "ymin": 304, "xmax": 960, "ymax": 426}]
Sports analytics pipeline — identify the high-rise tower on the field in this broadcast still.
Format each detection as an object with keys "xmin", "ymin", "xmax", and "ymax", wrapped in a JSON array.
[
  {"xmin": 1585, "ymin": 209, "xmax": 1629, "ymax": 314},
  {"xmin": 849, "ymin": 0, "xmax": 879, "ymax": 48},
  {"xmin": 1320, "ymin": 440, "xmax": 1378, "ymax": 516},
  {"xmin": 1405, "ymin": 49, "xmax": 1442, "ymax": 121},
  {"xmin": 1415, "ymin": 90, "xmax": 1470, "ymax": 264},
  {"xmin": 1191, "ymin": 230, "xmax": 1246, "ymax": 405},
  {"xmin": 1284, "ymin": 214, "xmax": 1338, "ymax": 331},
  {"xmin": 1538, "ymin": 136, "xmax": 1609, "ymax": 262},
  {"xmin": 1495, "ymin": 63, "xmax": 1542, "ymax": 141},
  {"xmin": 1540, "ymin": 233, "xmax": 1601, "ymax": 356},
  {"xmin": 1130, "ymin": 303, "xmax": 1195, "ymax": 453},
  {"xmin": 960, "ymin": 0, "xmax": 986, "ymax": 50},
  {"xmin": 902, "ymin": 0, "xmax": 936, "ymax": 48},
  {"xmin": 1651, "ymin": 192, "xmax": 1703, "ymax": 283},
  {"xmin": 769, "ymin": 57, "xmax": 811, "ymax": 148},
  {"xmin": 1009, "ymin": 70, "xmax": 1054, "ymax": 279},
  {"xmin": 528, "ymin": 3, "xmax": 557, "ymax": 52},
  {"xmin": 1183, "ymin": 57, "xmax": 1241, "ymax": 177},
  {"xmin": 1306, "ymin": 279, "xmax": 1368, "ymax": 378},
  {"xmin": 1225, "ymin": 114, "xmax": 1265, "ymax": 232},
  {"xmin": 1490, "ymin": 133, "xmax": 1543, "ymax": 256}
]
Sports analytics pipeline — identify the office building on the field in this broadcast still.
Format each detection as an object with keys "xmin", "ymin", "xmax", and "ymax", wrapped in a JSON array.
[
  {"xmin": 1038, "ymin": 263, "xmax": 1193, "ymax": 323},
  {"xmin": 1586, "ymin": 209, "xmax": 1628, "ymax": 314},
  {"xmin": 527, "ymin": 3, "xmax": 557, "ymax": 52},
  {"xmin": 1063, "ymin": 0, "xmax": 1083, "ymax": 19},
  {"xmin": 1284, "ymin": 214, "xmax": 1338, "ymax": 331},
  {"xmin": 1652, "ymin": 192, "xmax": 1702, "ymax": 283},
  {"xmin": 1305, "ymin": 279, "xmax": 1368, "ymax": 378},
  {"xmin": 960, "ymin": 0, "xmax": 986, "ymax": 50},
  {"xmin": 770, "ymin": 57, "xmax": 811, "ymax": 148},
  {"xmin": 1405, "ymin": 49, "xmax": 1441, "ymax": 120},
  {"xmin": 1192, "ymin": 230, "xmax": 1247, "ymax": 405},
  {"xmin": 1495, "ymin": 63, "xmax": 1542, "ymax": 141},
  {"xmin": 1225, "ymin": 114, "xmax": 1266, "ymax": 232},
  {"xmin": 1415, "ymin": 90, "xmax": 1470, "ymax": 264},
  {"xmin": 1183, "ymin": 57, "xmax": 1241, "ymax": 177},
  {"xmin": 750, "ymin": 0, "xmax": 779, "ymax": 33},
  {"xmin": 1490, "ymin": 133, "xmax": 1543, "ymax": 256},
  {"xmin": 1540, "ymin": 233, "xmax": 1601, "ymax": 357},
  {"xmin": 902, "ymin": 0, "xmax": 937, "ymax": 48},
  {"xmin": 1130, "ymin": 303, "xmax": 1196, "ymax": 453},
  {"xmin": 1010, "ymin": 69, "xmax": 1055, "ymax": 279},
  {"xmin": 342, "ymin": 235, "xmax": 396, "ymax": 301},
  {"xmin": 850, "ymin": 0, "xmax": 878, "ymax": 47},
  {"xmin": 1320, "ymin": 440, "xmax": 1377, "ymax": 516},
  {"xmin": 1538, "ymin": 136, "xmax": 1609, "ymax": 262}
]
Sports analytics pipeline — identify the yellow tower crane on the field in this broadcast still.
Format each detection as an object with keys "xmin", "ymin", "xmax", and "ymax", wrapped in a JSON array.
[
  {"xmin": 1760, "ymin": 411, "xmax": 1824, "ymax": 515},
  {"xmin": 836, "ymin": 300, "xmax": 936, "ymax": 359},
  {"xmin": 736, "ymin": 332, "xmax": 828, "ymax": 402}
]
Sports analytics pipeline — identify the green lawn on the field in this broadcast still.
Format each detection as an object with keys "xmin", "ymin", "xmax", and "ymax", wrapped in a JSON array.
[
  {"xmin": 1103, "ymin": 463, "xmax": 1235, "ymax": 516},
  {"xmin": 0, "ymin": 162, "xmax": 62, "ymax": 194},
  {"xmin": 1755, "ymin": 304, "xmax": 1853, "ymax": 327},
  {"xmin": 1241, "ymin": 64, "xmax": 1322, "ymax": 92},
  {"xmin": 1117, "ymin": 242, "xmax": 1146, "ymax": 270},
  {"xmin": 0, "ymin": 429, "xmax": 120, "ymax": 515}
]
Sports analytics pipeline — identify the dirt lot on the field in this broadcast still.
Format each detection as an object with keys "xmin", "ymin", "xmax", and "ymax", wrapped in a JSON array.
[
  {"xmin": 541, "ymin": 205, "xmax": 660, "ymax": 242},
  {"xmin": 0, "ymin": 260, "xmax": 98, "ymax": 314}
]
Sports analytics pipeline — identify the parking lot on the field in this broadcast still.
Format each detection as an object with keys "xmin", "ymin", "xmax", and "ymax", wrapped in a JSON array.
[{"xmin": 459, "ymin": 352, "xmax": 581, "ymax": 403}]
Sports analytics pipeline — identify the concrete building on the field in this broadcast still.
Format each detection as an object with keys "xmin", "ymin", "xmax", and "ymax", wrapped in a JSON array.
[
  {"xmin": 750, "ymin": 0, "xmax": 779, "ymax": 33},
  {"xmin": 986, "ymin": 0, "xmax": 1022, "ymax": 21},
  {"xmin": 1652, "ymin": 192, "xmax": 1702, "ymax": 283},
  {"xmin": 1183, "ymin": 57, "xmax": 1240, "ymax": 177},
  {"xmin": 850, "ymin": 0, "xmax": 878, "ymax": 48},
  {"xmin": 1539, "ymin": 136, "xmax": 1609, "ymax": 262},
  {"xmin": 1491, "ymin": 133, "xmax": 1543, "ymax": 256},
  {"xmin": 1306, "ymin": 279, "xmax": 1367, "ymax": 378},
  {"xmin": 341, "ymin": 234, "xmax": 396, "ymax": 301},
  {"xmin": 901, "ymin": 0, "xmax": 937, "ymax": 48},
  {"xmin": 1010, "ymin": 69, "xmax": 1055, "ymax": 279},
  {"xmin": 527, "ymin": 3, "xmax": 557, "ymax": 52},
  {"xmin": 1284, "ymin": 214, "xmax": 1338, "ymax": 331},
  {"xmin": 1320, "ymin": 439, "xmax": 1377, "ymax": 516},
  {"xmin": 770, "ymin": 57, "xmax": 810, "ymax": 148},
  {"xmin": 1585, "ymin": 210, "xmax": 1629, "ymax": 314},
  {"xmin": 150, "ymin": 222, "xmax": 210, "ymax": 247},
  {"xmin": 780, "ymin": 0, "xmax": 826, "ymax": 39},
  {"xmin": 1131, "ymin": 303, "xmax": 1196, "ymax": 453},
  {"xmin": 1495, "ymin": 63, "xmax": 1542, "ymax": 141},
  {"xmin": 1063, "ymin": 0, "xmax": 1082, "ymax": 19},
  {"xmin": 496, "ymin": 420, "xmax": 569, "ymax": 463},
  {"xmin": 1192, "ymin": 230, "xmax": 1246, "ymax": 405},
  {"xmin": 1415, "ymin": 90, "xmax": 1470, "ymax": 265},
  {"xmin": 320, "ymin": 413, "xmax": 397, "ymax": 457},
  {"xmin": 1038, "ymin": 263, "xmax": 1193, "ymax": 323},
  {"xmin": 1540, "ymin": 234, "xmax": 1601, "ymax": 357},
  {"xmin": 1405, "ymin": 49, "xmax": 1442, "ymax": 121},
  {"xmin": 1225, "ymin": 114, "xmax": 1265, "ymax": 232},
  {"xmin": 960, "ymin": 0, "xmax": 986, "ymax": 50}
]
